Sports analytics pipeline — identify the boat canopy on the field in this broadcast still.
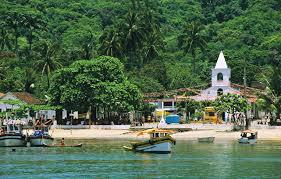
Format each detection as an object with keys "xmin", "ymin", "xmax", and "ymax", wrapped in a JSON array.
[
  {"xmin": 137, "ymin": 128, "xmax": 174, "ymax": 136},
  {"xmin": 241, "ymin": 130, "xmax": 257, "ymax": 134}
]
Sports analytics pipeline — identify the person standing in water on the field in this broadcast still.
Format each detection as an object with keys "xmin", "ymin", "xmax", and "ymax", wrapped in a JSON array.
[{"xmin": 60, "ymin": 138, "xmax": 65, "ymax": 146}]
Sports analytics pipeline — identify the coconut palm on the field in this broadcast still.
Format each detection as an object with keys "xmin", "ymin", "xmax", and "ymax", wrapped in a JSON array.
[
  {"xmin": 99, "ymin": 29, "xmax": 123, "ymax": 57},
  {"xmin": 5, "ymin": 12, "xmax": 23, "ymax": 53},
  {"xmin": 143, "ymin": 30, "xmax": 164, "ymax": 63},
  {"xmin": 0, "ymin": 19, "xmax": 13, "ymax": 51},
  {"xmin": 122, "ymin": 11, "xmax": 146, "ymax": 52},
  {"xmin": 178, "ymin": 22, "xmax": 207, "ymax": 73},
  {"xmin": 34, "ymin": 40, "xmax": 62, "ymax": 88},
  {"xmin": 22, "ymin": 13, "xmax": 46, "ymax": 54},
  {"xmin": 258, "ymin": 65, "xmax": 281, "ymax": 123}
]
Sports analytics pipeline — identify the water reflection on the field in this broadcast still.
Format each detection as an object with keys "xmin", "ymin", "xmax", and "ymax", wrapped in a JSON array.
[{"xmin": 0, "ymin": 140, "xmax": 280, "ymax": 178}]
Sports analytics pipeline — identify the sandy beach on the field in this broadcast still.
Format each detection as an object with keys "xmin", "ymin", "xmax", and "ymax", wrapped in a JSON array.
[{"xmin": 28, "ymin": 127, "xmax": 281, "ymax": 141}]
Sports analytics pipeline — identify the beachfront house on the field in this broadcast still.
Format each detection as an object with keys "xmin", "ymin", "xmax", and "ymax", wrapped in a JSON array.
[{"xmin": 0, "ymin": 92, "xmax": 43, "ymax": 123}]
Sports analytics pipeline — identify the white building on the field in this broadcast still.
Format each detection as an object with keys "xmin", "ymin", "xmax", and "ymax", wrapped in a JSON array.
[{"xmin": 191, "ymin": 51, "xmax": 240, "ymax": 101}]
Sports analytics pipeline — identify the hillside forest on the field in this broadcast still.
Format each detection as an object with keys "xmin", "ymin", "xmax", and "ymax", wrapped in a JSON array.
[{"xmin": 0, "ymin": 0, "xmax": 280, "ymax": 103}]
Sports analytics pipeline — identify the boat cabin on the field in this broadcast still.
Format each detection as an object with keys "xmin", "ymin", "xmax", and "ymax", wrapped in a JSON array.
[
  {"xmin": 137, "ymin": 129, "xmax": 173, "ymax": 139},
  {"xmin": 240, "ymin": 130, "xmax": 258, "ymax": 139},
  {"xmin": 150, "ymin": 132, "xmax": 169, "ymax": 139},
  {"xmin": 5, "ymin": 124, "xmax": 22, "ymax": 134},
  {"xmin": 34, "ymin": 125, "xmax": 50, "ymax": 136}
]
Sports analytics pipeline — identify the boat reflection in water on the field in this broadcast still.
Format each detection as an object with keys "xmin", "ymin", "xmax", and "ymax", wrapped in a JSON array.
[{"xmin": 124, "ymin": 129, "xmax": 176, "ymax": 153}]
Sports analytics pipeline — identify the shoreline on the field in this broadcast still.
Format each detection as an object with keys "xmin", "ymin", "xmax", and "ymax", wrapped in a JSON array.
[{"xmin": 27, "ymin": 128, "xmax": 281, "ymax": 141}]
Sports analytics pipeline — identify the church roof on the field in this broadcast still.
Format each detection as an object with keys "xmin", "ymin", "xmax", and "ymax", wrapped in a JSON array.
[{"xmin": 215, "ymin": 51, "xmax": 228, "ymax": 69}]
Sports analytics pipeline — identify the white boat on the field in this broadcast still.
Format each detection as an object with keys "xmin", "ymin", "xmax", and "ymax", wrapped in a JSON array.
[
  {"xmin": 238, "ymin": 130, "xmax": 258, "ymax": 144},
  {"xmin": 124, "ymin": 129, "xmax": 176, "ymax": 153},
  {"xmin": 198, "ymin": 137, "xmax": 215, "ymax": 143},
  {"xmin": 0, "ymin": 124, "xmax": 27, "ymax": 147},
  {"xmin": 28, "ymin": 125, "xmax": 54, "ymax": 147}
]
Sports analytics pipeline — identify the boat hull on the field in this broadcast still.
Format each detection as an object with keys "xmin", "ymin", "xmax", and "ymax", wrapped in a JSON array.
[
  {"xmin": 135, "ymin": 141, "xmax": 173, "ymax": 153},
  {"xmin": 238, "ymin": 137, "xmax": 257, "ymax": 144},
  {"xmin": 43, "ymin": 143, "xmax": 82, "ymax": 147},
  {"xmin": 29, "ymin": 136, "xmax": 54, "ymax": 147},
  {"xmin": 198, "ymin": 137, "xmax": 215, "ymax": 143},
  {"xmin": 0, "ymin": 135, "xmax": 27, "ymax": 147},
  {"xmin": 130, "ymin": 136, "xmax": 176, "ymax": 153}
]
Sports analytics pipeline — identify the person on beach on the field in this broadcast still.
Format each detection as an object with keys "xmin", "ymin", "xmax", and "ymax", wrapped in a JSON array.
[{"xmin": 60, "ymin": 138, "xmax": 65, "ymax": 146}]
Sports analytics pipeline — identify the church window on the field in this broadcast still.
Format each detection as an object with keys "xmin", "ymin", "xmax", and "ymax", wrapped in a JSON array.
[
  {"xmin": 217, "ymin": 73, "xmax": 223, "ymax": 81},
  {"xmin": 217, "ymin": 88, "xmax": 223, "ymax": 96}
]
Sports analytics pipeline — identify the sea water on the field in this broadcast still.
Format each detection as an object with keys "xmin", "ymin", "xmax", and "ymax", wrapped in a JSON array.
[{"xmin": 0, "ymin": 139, "xmax": 281, "ymax": 178}]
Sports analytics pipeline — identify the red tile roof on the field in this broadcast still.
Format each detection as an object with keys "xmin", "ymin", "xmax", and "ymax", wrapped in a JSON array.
[
  {"xmin": 10, "ymin": 92, "xmax": 43, "ymax": 105},
  {"xmin": 0, "ymin": 92, "xmax": 4, "ymax": 98}
]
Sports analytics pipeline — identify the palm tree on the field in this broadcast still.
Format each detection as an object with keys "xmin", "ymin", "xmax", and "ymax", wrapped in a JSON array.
[
  {"xmin": 22, "ymin": 13, "xmax": 46, "ymax": 54},
  {"xmin": 34, "ymin": 40, "xmax": 62, "ymax": 88},
  {"xmin": 0, "ymin": 20, "xmax": 13, "ymax": 51},
  {"xmin": 123, "ymin": 11, "xmax": 146, "ymax": 52},
  {"xmin": 258, "ymin": 87, "xmax": 281, "ymax": 124},
  {"xmin": 99, "ymin": 28, "xmax": 123, "ymax": 57},
  {"xmin": 178, "ymin": 22, "xmax": 207, "ymax": 73},
  {"xmin": 258, "ymin": 65, "xmax": 281, "ymax": 124},
  {"xmin": 81, "ymin": 31, "xmax": 95, "ymax": 60},
  {"xmin": 5, "ymin": 12, "xmax": 23, "ymax": 53},
  {"xmin": 119, "ymin": 11, "xmax": 148, "ymax": 69},
  {"xmin": 143, "ymin": 30, "xmax": 164, "ymax": 63}
]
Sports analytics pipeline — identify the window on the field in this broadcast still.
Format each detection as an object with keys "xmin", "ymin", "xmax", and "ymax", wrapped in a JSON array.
[
  {"xmin": 217, "ymin": 88, "xmax": 223, "ymax": 96},
  {"xmin": 217, "ymin": 73, "xmax": 223, "ymax": 81},
  {"xmin": 163, "ymin": 102, "xmax": 172, "ymax": 107},
  {"xmin": 209, "ymin": 112, "xmax": 215, "ymax": 116}
]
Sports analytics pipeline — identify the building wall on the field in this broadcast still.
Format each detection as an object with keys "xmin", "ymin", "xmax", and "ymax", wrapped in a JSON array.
[{"xmin": 211, "ymin": 68, "xmax": 231, "ymax": 87}]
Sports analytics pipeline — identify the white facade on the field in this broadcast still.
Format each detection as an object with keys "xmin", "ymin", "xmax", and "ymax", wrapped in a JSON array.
[{"xmin": 191, "ymin": 51, "xmax": 239, "ymax": 101}]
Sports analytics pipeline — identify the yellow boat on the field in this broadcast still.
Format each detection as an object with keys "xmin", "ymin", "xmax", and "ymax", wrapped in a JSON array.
[{"xmin": 123, "ymin": 129, "xmax": 176, "ymax": 153}]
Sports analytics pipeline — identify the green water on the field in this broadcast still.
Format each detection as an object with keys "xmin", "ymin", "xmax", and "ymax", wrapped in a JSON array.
[{"xmin": 0, "ymin": 140, "xmax": 281, "ymax": 178}]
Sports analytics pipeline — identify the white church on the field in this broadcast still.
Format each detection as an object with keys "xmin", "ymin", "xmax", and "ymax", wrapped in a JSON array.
[{"xmin": 191, "ymin": 51, "xmax": 240, "ymax": 101}]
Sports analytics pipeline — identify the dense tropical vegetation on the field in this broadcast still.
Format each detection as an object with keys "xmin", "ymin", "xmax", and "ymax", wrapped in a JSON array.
[{"xmin": 0, "ymin": 0, "xmax": 280, "ymax": 119}]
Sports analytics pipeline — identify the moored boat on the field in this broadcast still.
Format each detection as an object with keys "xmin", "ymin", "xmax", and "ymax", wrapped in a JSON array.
[
  {"xmin": 198, "ymin": 137, "xmax": 215, "ymax": 143},
  {"xmin": 0, "ymin": 124, "xmax": 26, "ymax": 147},
  {"xmin": 238, "ymin": 130, "xmax": 258, "ymax": 144},
  {"xmin": 124, "ymin": 129, "xmax": 176, "ymax": 153},
  {"xmin": 28, "ymin": 125, "xmax": 54, "ymax": 147},
  {"xmin": 43, "ymin": 143, "xmax": 82, "ymax": 147}
]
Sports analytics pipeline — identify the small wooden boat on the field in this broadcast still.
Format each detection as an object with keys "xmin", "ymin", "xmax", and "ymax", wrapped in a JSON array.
[
  {"xmin": 0, "ymin": 124, "xmax": 27, "ymax": 147},
  {"xmin": 28, "ymin": 125, "xmax": 54, "ymax": 147},
  {"xmin": 123, "ymin": 129, "xmax": 176, "ymax": 153},
  {"xmin": 238, "ymin": 130, "xmax": 258, "ymax": 144},
  {"xmin": 43, "ymin": 143, "xmax": 82, "ymax": 147},
  {"xmin": 198, "ymin": 137, "xmax": 215, "ymax": 143}
]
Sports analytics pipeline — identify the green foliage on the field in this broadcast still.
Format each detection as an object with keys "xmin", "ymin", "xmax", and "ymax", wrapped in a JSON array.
[
  {"xmin": 0, "ymin": 0, "xmax": 280, "ymax": 109},
  {"xmin": 49, "ymin": 56, "xmax": 142, "ymax": 112},
  {"xmin": 214, "ymin": 94, "xmax": 251, "ymax": 115}
]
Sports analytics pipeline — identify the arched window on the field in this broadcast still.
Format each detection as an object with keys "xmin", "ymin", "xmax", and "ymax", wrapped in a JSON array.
[
  {"xmin": 217, "ymin": 73, "xmax": 223, "ymax": 81},
  {"xmin": 217, "ymin": 88, "xmax": 223, "ymax": 96}
]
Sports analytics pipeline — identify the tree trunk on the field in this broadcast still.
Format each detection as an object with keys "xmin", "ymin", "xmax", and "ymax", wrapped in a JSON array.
[
  {"xmin": 192, "ymin": 52, "xmax": 196, "ymax": 74},
  {"xmin": 15, "ymin": 34, "xmax": 19, "ymax": 53},
  {"xmin": 28, "ymin": 30, "xmax": 33, "ymax": 55},
  {"xmin": 88, "ymin": 106, "xmax": 92, "ymax": 128},
  {"xmin": 55, "ymin": 109, "xmax": 63, "ymax": 124},
  {"xmin": 47, "ymin": 72, "xmax": 50, "ymax": 89},
  {"xmin": 245, "ymin": 109, "xmax": 250, "ymax": 129}
]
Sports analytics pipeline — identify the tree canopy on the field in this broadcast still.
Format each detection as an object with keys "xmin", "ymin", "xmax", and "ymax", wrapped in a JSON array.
[
  {"xmin": 49, "ymin": 56, "xmax": 142, "ymax": 112},
  {"xmin": 0, "ymin": 0, "xmax": 280, "ymax": 108}
]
